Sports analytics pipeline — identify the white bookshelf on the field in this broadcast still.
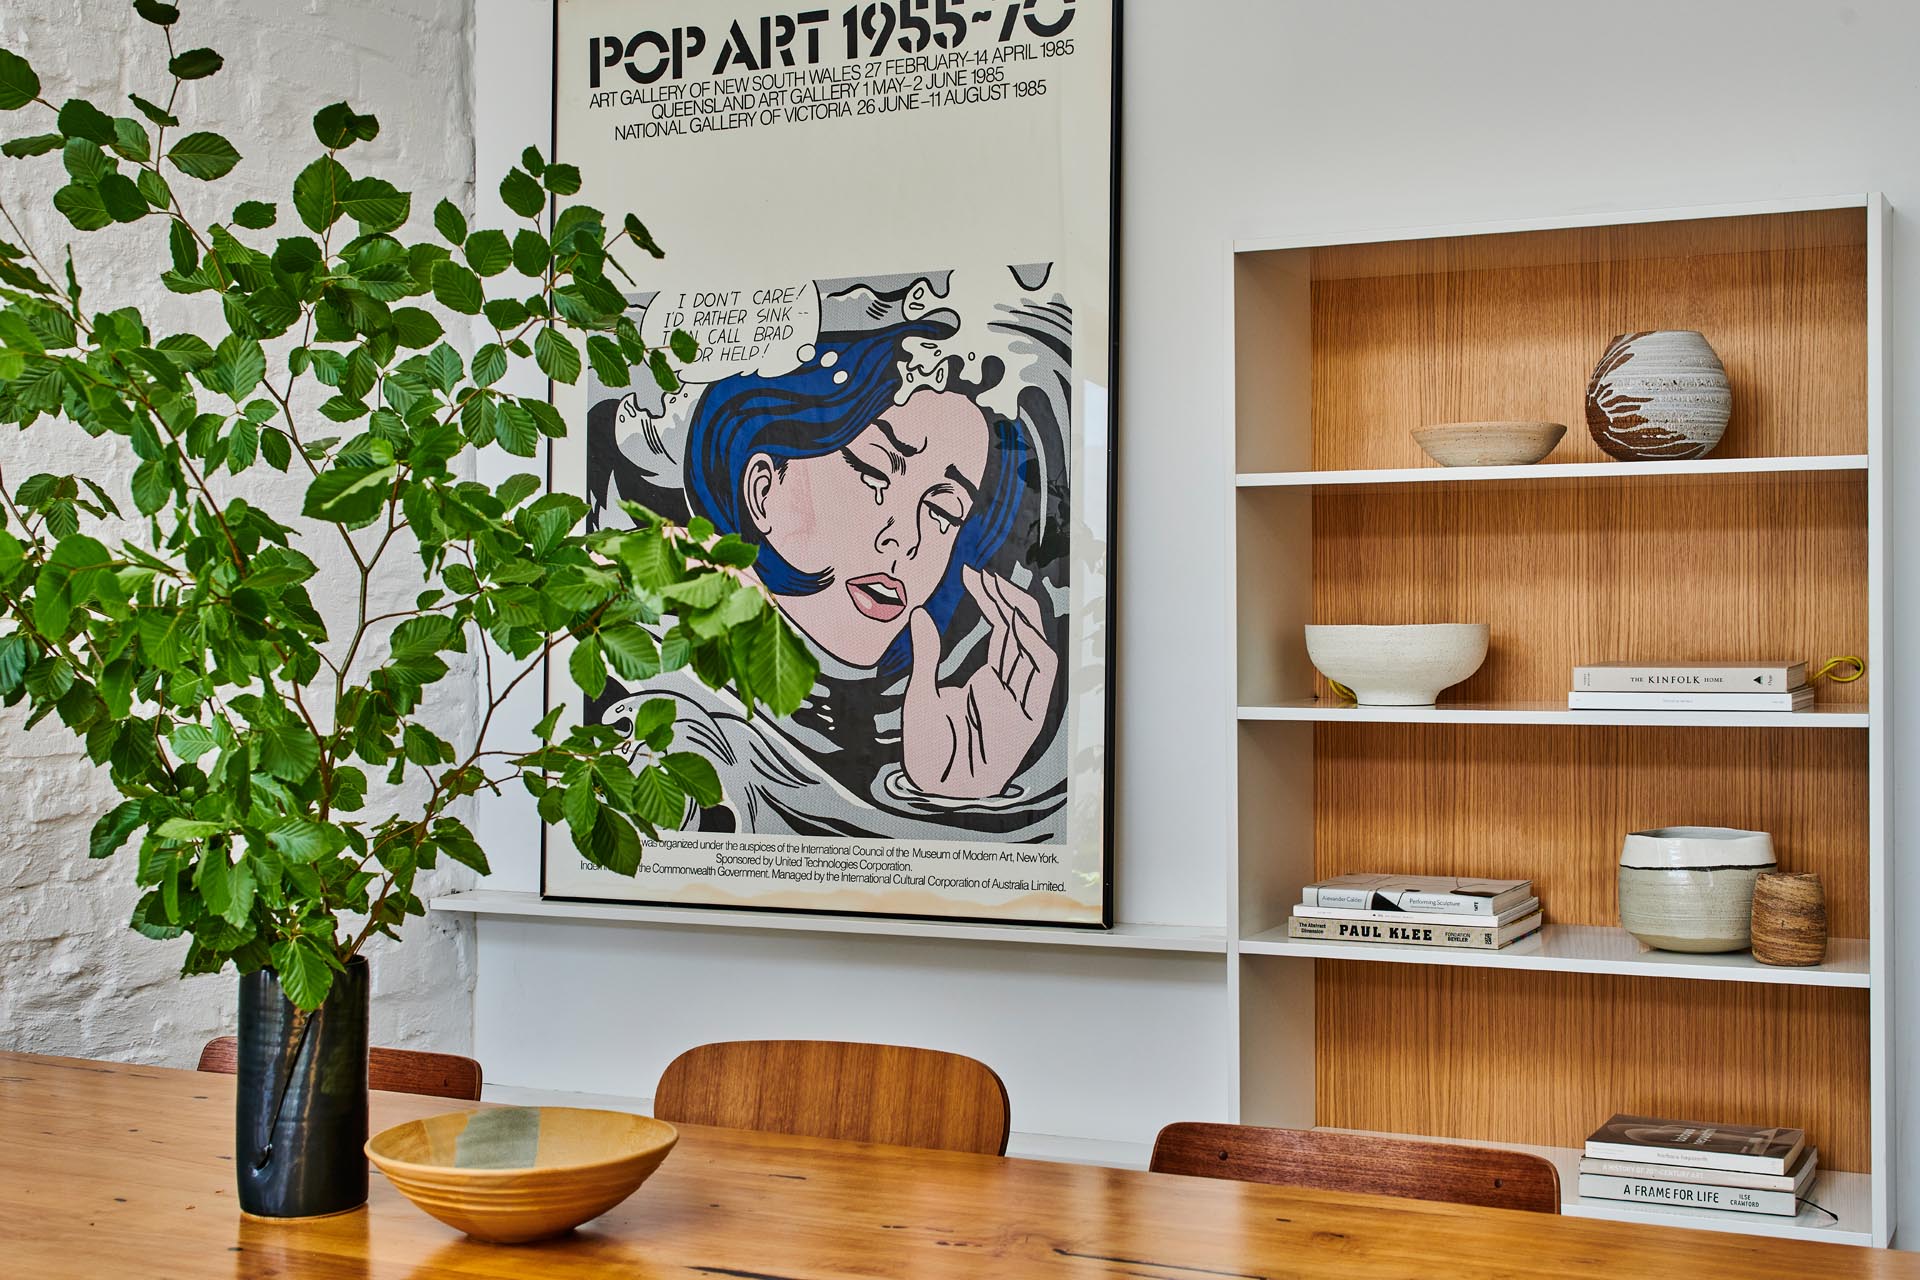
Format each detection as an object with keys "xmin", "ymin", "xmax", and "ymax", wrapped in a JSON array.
[{"xmin": 1224, "ymin": 195, "xmax": 1894, "ymax": 1247}]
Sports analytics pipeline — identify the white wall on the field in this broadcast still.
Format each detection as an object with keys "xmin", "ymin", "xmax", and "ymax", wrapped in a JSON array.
[
  {"xmin": 0, "ymin": 0, "xmax": 481, "ymax": 1064},
  {"xmin": 468, "ymin": 0, "xmax": 1918, "ymax": 1232}
]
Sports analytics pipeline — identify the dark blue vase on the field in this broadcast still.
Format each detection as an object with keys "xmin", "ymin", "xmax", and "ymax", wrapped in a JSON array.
[{"xmin": 235, "ymin": 956, "xmax": 369, "ymax": 1218}]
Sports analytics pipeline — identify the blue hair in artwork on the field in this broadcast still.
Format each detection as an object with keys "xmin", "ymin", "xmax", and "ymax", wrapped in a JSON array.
[{"xmin": 683, "ymin": 320, "xmax": 1032, "ymax": 676}]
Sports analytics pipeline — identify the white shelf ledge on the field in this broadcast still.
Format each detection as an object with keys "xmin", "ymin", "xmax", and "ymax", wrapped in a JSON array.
[
  {"xmin": 1241, "ymin": 923, "xmax": 1870, "ymax": 988},
  {"xmin": 1236, "ymin": 453, "xmax": 1869, "ymax": 489},
  {"xmin": 1321, "ymin": 1129, "xmax": 1871, "ymax": 1246},
  {"xmin": 1237, "ymin": 699, "xmax": 1869, "ymax": 728},
  {"xmin": 429, "ymin": 890, "xmax": 1227, "ymax": 954}
]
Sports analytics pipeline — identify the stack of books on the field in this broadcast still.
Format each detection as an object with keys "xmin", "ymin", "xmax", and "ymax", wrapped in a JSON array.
[
  {"xmin": 1570, "ymin": 662, "xmax": 1814, "ymax": 712},
  {"xmin": 1579, "ymin": 1114, "xmax": 1816, "ymax": 1218},
  {"xmin": 1288, "ymin": 874, "xmax": 1543, "ymax": 950}
]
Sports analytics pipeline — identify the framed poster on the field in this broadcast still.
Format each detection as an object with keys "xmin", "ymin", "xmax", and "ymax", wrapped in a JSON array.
[{"xmin": 542, "ymin": 0, "xmax": 1118, "ymax": 926}]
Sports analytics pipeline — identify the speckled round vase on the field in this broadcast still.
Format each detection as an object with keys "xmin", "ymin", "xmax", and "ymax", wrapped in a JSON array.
[
  {"xmin": 1751, "ymin": 872, "xmax": 1828, "ymax": 967},
  {"xmin": 1585, "ymin": 330, "xmax": 1732, "ymax": 461},
  {"xmin": 1617, "ymin": 826, "xmax": 1775, "ymax": 953}
]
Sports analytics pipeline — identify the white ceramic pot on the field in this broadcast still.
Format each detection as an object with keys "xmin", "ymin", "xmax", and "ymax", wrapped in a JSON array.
[
  {"xmin": 1585, "ymin": 329, "xmax": 1732, "ymax": 461},
  {"xmin": 1617, "ymin": 826, "xmax": 1777, "ymax": 953},
  {"xmin": 1303, "ymin": 623, "xmax": 1489, "ymax": 706}
]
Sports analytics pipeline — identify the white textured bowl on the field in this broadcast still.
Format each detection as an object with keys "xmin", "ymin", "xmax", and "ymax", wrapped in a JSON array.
[
  {"xmin": 1617, "ymin": 826, "xmax": 1777, "ymax": 953},
  {"xmin": 1303, "ymin": 624, "xmax": 1490, "ymax": 706},
  {"xmin": 1411, "ymin": 421, "xmax": 1566, "ymax": 467}
]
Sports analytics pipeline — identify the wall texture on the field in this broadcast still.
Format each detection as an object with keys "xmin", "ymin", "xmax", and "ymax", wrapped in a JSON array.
[{"xmin": 0, "ymin": 0, "xmax": 481, "ymax": 1065}]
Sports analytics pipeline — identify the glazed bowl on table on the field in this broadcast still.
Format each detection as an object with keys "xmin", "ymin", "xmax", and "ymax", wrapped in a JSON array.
[
  {"xmin": 366, "ymin": 1106, "xmax": 678, "ymax": 1243},
  {"xmin": 1617, "ymin": 826, "xmax": 1777, "ymax": 953},
  {"xmin": 1303, "ymin": 623, "xmax": 1489, "ymax": 706},
  {"xmin": 1410, "ymin": 421, "xmax": 1566, "ymax": 467}
]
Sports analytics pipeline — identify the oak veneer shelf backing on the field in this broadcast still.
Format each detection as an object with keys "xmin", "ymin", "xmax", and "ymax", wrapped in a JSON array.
[
  {"xmin": 1309, "ymin": 209, "xmax": 1867, "ymax": 468},
  {"xmin": 1313, "ymin": 963, "xmax": 1871, "ymax": 1173},
  {"xmin": 1309, "ymin": 476, "xmax": 1869, "ymax": 706},
  {"xmin": 1309, "ymin": 723, "xmax": 1871, "ymax": 937}
]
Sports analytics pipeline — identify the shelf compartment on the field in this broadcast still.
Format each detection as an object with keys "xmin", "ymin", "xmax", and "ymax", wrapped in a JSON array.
[
  {"xmin": 1237, "ymin": 453, "xmax": 1869, "ymax": 490},
  {"xmin": 1318, "ymin": 1128, "xmax": 1871, "ymax": 1246},
  {"xmin": 430, "ymin": 890, "xmax": 1228, "ymax": 954},
  {"xmin": 1237, "ymin": 700, "xmax": 1868, "ymax": 727},
  {"xmin": 1241, "ymin": 924, "xmax": 1869, "ymax": 988}
]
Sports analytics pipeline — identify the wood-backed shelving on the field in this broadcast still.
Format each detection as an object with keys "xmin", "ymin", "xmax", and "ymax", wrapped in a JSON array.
[{"xmin": 1225, "ymin": 196, "xmax": 1891, "ymax": 1246}]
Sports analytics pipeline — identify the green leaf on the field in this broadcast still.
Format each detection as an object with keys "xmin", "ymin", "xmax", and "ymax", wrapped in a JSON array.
[
  {"xmin": 569, "ymin": 635, "xmax": 607, "ymax": 698},
  {"xmin": 231, "ymin": 200, "xmax": 276, "ymax": 229},
  {"xmin": 464, "ymin": 228, "xmax": 511, "ymax": 276},
  {"xmin": 167, "ymin": 48, "xmax": 224, "ymax": 80},
  {"xmin": 662, "ymin": 751, "xmax": 723, "ymax": 809},
  {"xmin": 599, "ymin": 625, "xmax": 660, "ymax": 681},
  {"xmin": 339, "ymin": 176, "xmax": 408, "ymax": 232},
  {"xmin": 127, "ymin": 93, "xmax": 178, "ymax": 127},
  {"xmin": 133, "ymin": 1, "xmax": 180, "ymax": 25},
  {"xmin": 533, "ymin": 327, "xmax": 580, "ymax": 384},
  {"xmin": 623, "ymin": 213, "xmax": 664, "ymax": 258},
  {"xmin": 631, "ymin": 765, "xmax": 686, "ymax": 828},
  {"xmin": 90, "ymin": 800, "xmax": 145, "ymax": 859},
  {"xmin": 492, "ymin": 400, "xmax": 537, "ymax": 456},
  {"xmin": 166, "ymin": 131, "xmax": 240, "ymax": 179},
  {"xmin": 291, "ymin": 156, "xmax": 348, "ymax": 232},
  {"xmin": 670, "ymin": 328, "xmax": 699, "ymax": 363},
  {"xmin": 206, "ymin": 333, "xmax": 265, "ymax": 399},
  {"xmin": 96, "ymin": 172, "xmax": 147, "ymax": 222},
  {"xmin": 470, "ymin": 342, "xmax": 506, "ymax": 387},
  {"xmin": 586, "ymin": 335, "xmax": 629, "ymax": 387},
  {"xmin": 1, "ymin": 132, "xmax": 62, "ymax": 158},
  {"xmin": 57, "ymin": 98, "xmax": 114, "ymax": 143},
  {"xmin": 431, "ymin": 259, "xmax": 483, "ymax": 315},
  {"xmin": 312, "ymin": 101, "xmax": 380, "ymax": 149},
  {"xmin": 0, "ymin": 49, "xmax": 41, "ymax": 112},
  {"xmin": 511, "ymin": 229, "xmax": 548, "ymax": 277},
  {"xmin": 168, "ymin": 724, "xmax": 218, "ymax": 764},
  {"xmin": 649, "ymin": 348, "xmax": 680, "ymax": 393},
  {"xmin": 432, "ymin": 197, "xmax": 467, "ymax": 245},
  {"xmin": 267, "ymin": 816, "xmax": 346, "ymax": 861},
  {"xmin": 542, "ymin": 162, "xmax": 582, "ymax": 196},
  {"xmin": 499, "ymin": 167, "xmax": 544, "ymax": 218},
  {"xmin": 270, "ymin": 936, "xmax": 334, "ymax": 1010},
  {"xmin": 255, "ymin": 719, "xmax": 321, "ymax": 782},
  {"xmin": 62, "ymin": 137, "xmax": 113, "ymax": 184},
  {"xmin": 748, "ymin": 612, "xmax": 817, "ymax": 716},
  {"xmin": 390, "ymin": 306, "xmax": 443, "ymax": 349},
  {"xmin": 496, "ymin": 472, "xmax": 541, "ymax": 508},
  {"xmin": 52, "ymin": 182, "xmax": 111, "ymax": 231},
  {"xmin": 160, "ymin": 816, "xmax": 227, "ymax": 841},
  {"xmin": 302, "ymin": 464, "xmax": 395, "ymax": 524}
]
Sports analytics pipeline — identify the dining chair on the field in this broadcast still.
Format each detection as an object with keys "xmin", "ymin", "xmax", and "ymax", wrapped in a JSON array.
[
  {"xmin": 1149, "ymin": 1122, "xmax": 1561, "ymax": 1214},
  {"xmin": 196, "ymin": 1036, "xmax": 484, "ymax": 1102},
  {"xmin": 653, "ymin": 1039, "xmax": 1011, "ymax": 1156}
]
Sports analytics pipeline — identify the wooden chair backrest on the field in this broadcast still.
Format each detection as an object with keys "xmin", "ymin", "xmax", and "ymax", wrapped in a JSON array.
[
  {"xmin": 196, "ymin": 1035, "xmax": 483, "ymax": 1102},
  {"xmin": 1150, "ymin": 1123, "xmax": 1561, "ymax": 1215},
  {"xmin": 653, "ymin": 1040, "xmax": 1011, "ymax": 1156}
]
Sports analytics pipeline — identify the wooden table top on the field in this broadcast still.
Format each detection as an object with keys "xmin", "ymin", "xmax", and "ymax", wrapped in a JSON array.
[{"xmin": 2, "ymin": 1051, "xmax": 1912, "ymax": 1278}]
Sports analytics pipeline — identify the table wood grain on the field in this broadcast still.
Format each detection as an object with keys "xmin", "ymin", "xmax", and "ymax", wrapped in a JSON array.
[{"xmin": 1, "ymin": 1052, "xmax": 1912, "ymax": 1278}]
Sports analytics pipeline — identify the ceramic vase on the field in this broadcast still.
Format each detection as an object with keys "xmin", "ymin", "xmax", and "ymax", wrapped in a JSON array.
[
  {"xmin": 236, "ymin": 956, "xmax": 370, "ymax": 1219},
  {"xmin": 1750, "ymin": 871, "xmax": 1828, "ymax": 966},
  {"xmin": 1616, "ymin": 827, "xmax": 1775, "ymax": 953},
  {"xmin": 1585, "ymin": 329, "xmax": 1731, "ymax": 461}
]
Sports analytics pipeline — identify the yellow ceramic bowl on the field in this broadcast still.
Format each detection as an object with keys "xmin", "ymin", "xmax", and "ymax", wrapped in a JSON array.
[{"xmin": 366, "ymin": 1106, "xmax": 677, "ymax": 1243}]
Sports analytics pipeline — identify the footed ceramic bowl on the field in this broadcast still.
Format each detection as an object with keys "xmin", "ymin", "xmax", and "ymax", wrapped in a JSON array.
[
  {"xmin": 1617, "ymin": 826, "xmax": 1777, "ymax": 953},
  {"xmin": 1303, "ymin": 623, "xmax": 1490, "ymax": 706},
  {"xmin": 1411, "ymin": 421, "xmax": 1566, "ymax": 467},
  {"xmin": 366, "ymin": 1106, "xmax": 677, "ymax": 1244}
]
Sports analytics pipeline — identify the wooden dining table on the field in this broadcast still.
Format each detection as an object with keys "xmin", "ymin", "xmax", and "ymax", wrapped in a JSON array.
[{"xmin": 3, "ymin": 1051, "xmax": 1914, "ymax": 1278}]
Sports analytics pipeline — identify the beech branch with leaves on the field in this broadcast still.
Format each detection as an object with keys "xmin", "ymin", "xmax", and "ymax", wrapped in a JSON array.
[{"xmin": 0, "ymin": 5, "xmax": 817, "ymax": 1008}]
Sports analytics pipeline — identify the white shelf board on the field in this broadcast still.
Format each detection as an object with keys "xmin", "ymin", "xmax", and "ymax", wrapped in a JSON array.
[
  {"xmin": 1236, "ymin": 453, "xmax": 1868, "ymax": 490},
  {"xmin": 1237, "ymin": 700, "xmax": 1869, "ymax": 729},
  {"xmin": 429, "ymin": 890, "xmax": 1227, "ymax": 954},
  {"xmin": 1241, "ymin": 923, "xmax": 1870, "ymax": 988},
  {"xmin": 1321, "ymin": 1129, "xmax": 1871, "ymax": 1246}
]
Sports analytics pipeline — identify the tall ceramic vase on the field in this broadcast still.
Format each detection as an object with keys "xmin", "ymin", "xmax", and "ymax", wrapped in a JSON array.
[
  {"xmin": 1584, "ymin": 329, "xmax": 1731, "ymax": 460},
  {"xmin": 236, "ymin": 956, "xmax": 370, "ymax": 1219}
]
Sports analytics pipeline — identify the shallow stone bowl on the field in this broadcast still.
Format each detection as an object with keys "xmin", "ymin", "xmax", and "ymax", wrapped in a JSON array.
[
  {"xmin": 1411, "ymin": 420, "xmax": 1566, "ymax": 467},
  {"xmin": 1304, "ymin": 623, "xmax": 1490, "ymax": 706}
]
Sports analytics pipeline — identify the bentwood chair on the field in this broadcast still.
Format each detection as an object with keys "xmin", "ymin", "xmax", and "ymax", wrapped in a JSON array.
[
  {"xmin": 197, "ymin": 1036, "xmax": 484, "ymax": 1102},
  {"xmin": 1150, "ymin": 1123, "xmax": 1561, "ymax": 1214},
  {"xmin": 653, "ymin": 1039, "xmax": 1011, "ymax": 1156}
]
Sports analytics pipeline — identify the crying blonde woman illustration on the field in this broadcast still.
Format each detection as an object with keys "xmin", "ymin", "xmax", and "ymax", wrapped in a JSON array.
[{"xmin": 587, "ymin": 274, "xmax": 1074, "ymax": 844}]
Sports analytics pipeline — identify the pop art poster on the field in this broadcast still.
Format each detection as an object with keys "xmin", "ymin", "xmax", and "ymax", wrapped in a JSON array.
[{"xmin": 544, "ymin": 1, "xmax": 1115, "ymax": 924}]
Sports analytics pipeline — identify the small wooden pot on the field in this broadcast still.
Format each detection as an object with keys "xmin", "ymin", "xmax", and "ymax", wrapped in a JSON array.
[{"xmin": 1750, "ymin": 872, "xmax": 1827, "ymax": 966}]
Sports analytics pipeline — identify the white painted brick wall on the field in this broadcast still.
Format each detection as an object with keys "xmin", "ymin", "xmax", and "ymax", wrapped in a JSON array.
[{"xmin": 0, "ymin": 0, "xmax": 481, "ymax": 1065}]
